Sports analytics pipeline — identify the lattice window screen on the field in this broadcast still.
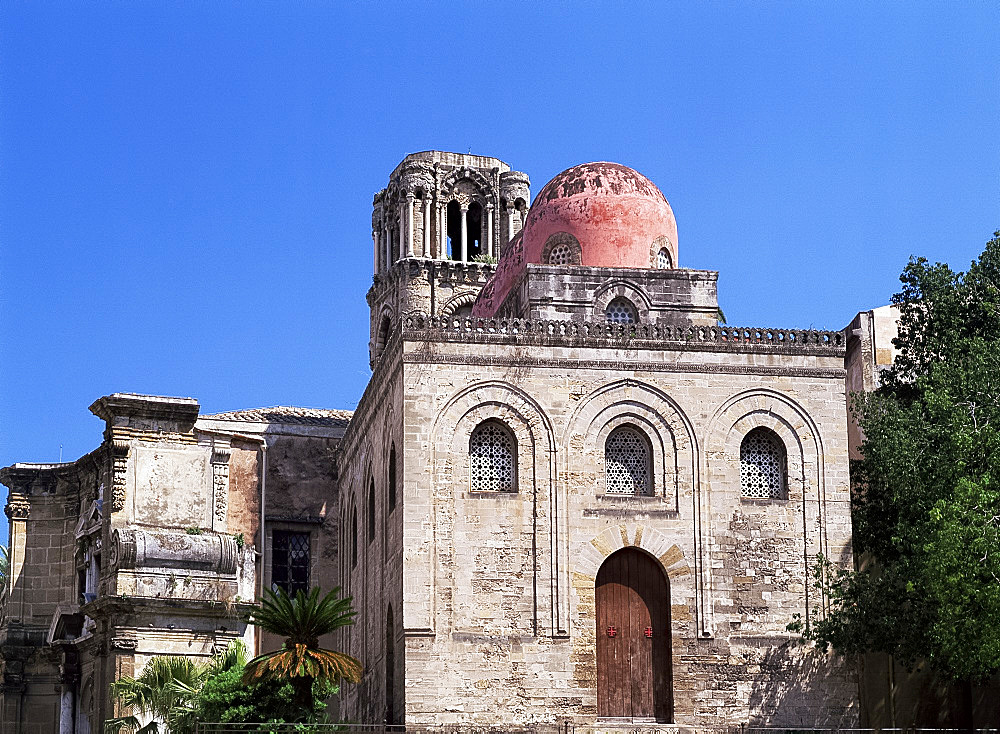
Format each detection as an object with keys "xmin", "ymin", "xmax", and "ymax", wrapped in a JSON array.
[
  {"xmin": 656, "ymin": 248, "xmax": 672, "ymax": 269},
  {"xmin": 740, "ymin": 430, "xmax": 786, "ymax": 498},
  {"xmin": 605, "ymin": 297, "xmax": 638, "ymax": 324},
  {"xmin": 605, "ymin": 427, "xmax": 652, "ymax": 495},
  {"xmin": 548, "ymin": 243, "xmax": 575, "ymax": 265},
  {"xmin": 470, "ymin": 422, "xmax": 515, "ymax": 492}
]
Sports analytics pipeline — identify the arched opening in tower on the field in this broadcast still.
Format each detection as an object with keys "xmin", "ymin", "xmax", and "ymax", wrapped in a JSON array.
[
  {"xmin": 446, "ymin": 200, "xmax": 461, "ymax": 260},
  {"xmin": 513, "ymin": 198, "xmax": 527, "ymax": 235},
  {"xmin": 445, "ymin": 200, "xmax": 484, "ymax": 261},
  {"xmin": 466, "ymin": 201, "xmax": 483, "ymax": 260}
]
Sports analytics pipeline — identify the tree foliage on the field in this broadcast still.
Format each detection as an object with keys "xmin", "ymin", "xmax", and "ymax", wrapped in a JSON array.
[
  {"xmin": 105, "ymin": 654, "xmax": 205, "ymax": 733},
  {"xmin": 800, "ymin": 231, "xmax": 1000, "ymax": 682},
  {"xmin": 105, "ymin": 640, "xmax": 336, "ymax": 733},
  {"xmin": 243, "ymin": 586, "xmax": 362, "ymax": 716}
]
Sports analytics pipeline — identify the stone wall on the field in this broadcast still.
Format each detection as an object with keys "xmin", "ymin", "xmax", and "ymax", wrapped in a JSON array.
[
  {"xmin": 391, "ymin": 322, "xmax": 858, "ymax": 728},
  {"xmin": 497, "ymin": 264, "xmax": 720, "ymax": 326},
  {"xmin": 333, "ymin": 341, "xmax": 405, "ymax": 724}
]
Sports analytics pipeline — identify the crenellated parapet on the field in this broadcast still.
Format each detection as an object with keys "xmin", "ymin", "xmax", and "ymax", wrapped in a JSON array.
[{"xmin": 401, "ymin": 311, "xmax": 846, "ymax": 355}]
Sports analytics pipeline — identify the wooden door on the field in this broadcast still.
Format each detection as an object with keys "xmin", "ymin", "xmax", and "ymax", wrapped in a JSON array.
[{"xmin": 596, "ymin": 548, "xmax": 672, "ymax": 721}]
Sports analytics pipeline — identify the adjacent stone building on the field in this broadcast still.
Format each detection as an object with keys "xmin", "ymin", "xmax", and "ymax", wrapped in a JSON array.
[{"xmin": 2, "ymin": 151, "xmax": 865, "ymax": 731}]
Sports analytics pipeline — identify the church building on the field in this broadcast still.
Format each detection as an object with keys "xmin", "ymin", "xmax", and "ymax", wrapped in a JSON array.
[{"xmin": 0, "ymin": 151, "xmax": 861, "ymax": 732}]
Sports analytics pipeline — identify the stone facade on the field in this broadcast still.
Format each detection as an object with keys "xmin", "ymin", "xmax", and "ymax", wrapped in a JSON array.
[
  {"xmin": 336, "ymin": 155, "xmax": 860, "ymax": 728},
  {"xmin": 2, "ymin": 150, "xmax": 869, "ymax": 731},
  {"xmin": 0, "ymin": 397, "xmax": 348, "ymax": 733}
]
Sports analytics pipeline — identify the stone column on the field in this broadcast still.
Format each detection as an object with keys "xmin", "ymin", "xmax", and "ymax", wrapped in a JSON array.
[
  {"xmin": 4, "ymin": 498, "xmax": 29, "ymax": 622},
  {"xmin": 486, "ymin": 204, "xmax": 494, "ymax": 259},
  {"xmin": 384, "ymin": 227, "xmax": 391, "ymax": 268},
  {"xmin": 422, "ymin": 198, "xmax": 431, "ymax": 257},
  {"xmin": 372, "ymin": 228, "xmax": 379, "ymax": 273},
  {"xmin": 459, "ymin": 203, "xmax": 469, "ymax": 262},
  {"xmin": 506, "ymin": 208, "xmax": 514, "ymax": 243},
  {"xmin": 398, "ymin": 200, "xmax": 405, "ymax": 261},
  {"xmin": 439, "ymin": 203, "xmax": 447, "ymax": 259},
  {"xmin": 59, "ymin": 685, "xmax": 74, "ymax": 734},
  {"xmin": 404, "ymin": 195, "xmax": 414, "ymax": 258}
]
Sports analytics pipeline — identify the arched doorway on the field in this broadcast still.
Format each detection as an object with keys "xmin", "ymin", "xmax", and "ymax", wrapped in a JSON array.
[{"xmin": 595, "ymin": 547, "xmax": 672, "ymax": 721}]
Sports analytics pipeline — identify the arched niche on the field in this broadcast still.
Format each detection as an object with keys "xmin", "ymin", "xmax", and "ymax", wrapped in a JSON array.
[
  {"xmin": 424, "ymin": 381, "xmax": 563, "ymax": 636},
  {"xmin": 703, "ymin": 388, "xmax": 828, "ymax": 632}
]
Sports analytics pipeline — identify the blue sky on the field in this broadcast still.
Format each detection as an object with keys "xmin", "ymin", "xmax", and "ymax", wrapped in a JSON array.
[{"xmin": 1, "ymin": 2, "xmax": 998, "ymax": 544}]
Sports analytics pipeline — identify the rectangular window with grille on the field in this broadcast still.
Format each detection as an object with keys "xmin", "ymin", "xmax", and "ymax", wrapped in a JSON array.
[{"xmin": 272, "ymin": 530, "xmax": 310, "ymax": 595}]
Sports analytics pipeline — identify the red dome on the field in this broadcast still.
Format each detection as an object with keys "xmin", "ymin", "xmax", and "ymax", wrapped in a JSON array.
[
  {"xmin": 473, "ymin": 162, "xmax": 678, "ymax": 317},
  {"xmin": 522, "ymin": 162, "xmax": 677, "ymax": 269}
]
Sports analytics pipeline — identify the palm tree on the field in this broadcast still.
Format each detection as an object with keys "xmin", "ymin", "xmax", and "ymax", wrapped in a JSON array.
[
  {"xmin": 105, "ymin": 641, "xmax": 248, "ymax": 733},
  {"xmin": 105, "ymin": 655, "xmax": 203, "ymax": 733},
  {"xmin": 242, "ymin": 586, "xmax": 362, "ymax": 717}
]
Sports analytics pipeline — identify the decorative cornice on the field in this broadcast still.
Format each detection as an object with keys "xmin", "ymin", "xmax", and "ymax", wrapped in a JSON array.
[
  {"xmin": 403, "ymin": 352, "xmax": 846, "ymax": 380},
  {"xmin": 367, "ymin": 258, "xmax": 495, "ymax": 306},
  {"xmin": 89, "ymin": 393, "xmax": 200, "ymax": 424},
  {"xmin": 401, "ymin": 312, "xmax": 846, "ymax": 356}
]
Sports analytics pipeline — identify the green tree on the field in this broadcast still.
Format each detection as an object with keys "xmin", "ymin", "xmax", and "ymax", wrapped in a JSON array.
[
  {"xmin": 105, "ymin": 655, "xmax": 203, "ymax": 733},
  {"xmin": 105, "ymin": 639, "xmax": 338, "ymax": 733},
  {"xmin": 800, "ymin": 231, "xmax": 1000, "ymax": 682},
  {"xmin": 191, "ymin": 642, "xmax": 335, "ymax": 726},
  {"xmin": 243, "ymin": 586, "xmax": 362, "ymax": 718}
]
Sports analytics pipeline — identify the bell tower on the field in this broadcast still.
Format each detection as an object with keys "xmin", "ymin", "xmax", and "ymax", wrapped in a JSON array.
[{"xmin": 366, "ymin": 151, "xmax": 530, "ymax": 368}]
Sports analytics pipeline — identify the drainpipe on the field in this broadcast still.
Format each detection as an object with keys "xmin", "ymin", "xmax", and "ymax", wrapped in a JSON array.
[{"xmin": 257, "ymin": 441, "xmax": 268, "ymax": 657}]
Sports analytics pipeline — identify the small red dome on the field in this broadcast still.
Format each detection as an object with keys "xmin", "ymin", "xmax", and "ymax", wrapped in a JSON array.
[
  {"xmin": 522, "ymin": 162, "xmax": 677, "ymax": 269},
  {"xmin": 473, "ymin": 162, "xmax": 678, "ymax": 317}
]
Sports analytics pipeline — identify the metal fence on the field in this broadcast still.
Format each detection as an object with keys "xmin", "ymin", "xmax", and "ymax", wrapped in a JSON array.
[
  {"xmin": 194, "ymin": 726, "xmax": 999, "ymax": 734},
  {"xmin": 193, "ymin": 726, "xmax": 568, "ymax": 733}
]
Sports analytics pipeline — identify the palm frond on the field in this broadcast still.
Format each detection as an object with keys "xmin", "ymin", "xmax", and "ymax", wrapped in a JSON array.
[
  {"xmin": 208, "ymin": 638, "xmax": 248, "ymax": 673},
  {"xmin": 103, "ymin": 715, "xmax": 146, "ymax": 734},
  {"xmin": 242, "ymin": 586, "xmax": 362, "ymax": 688},
  {"xmin": 245, "ymin": 586, "xmax": 357, "ymax": 644},
  {"xmin": 244, "ymin": 645, "xmax": 362, "ymax": 685},
  {"xmin": 109, "ymin": 654, "xmax": 206, "ymax": 731}
]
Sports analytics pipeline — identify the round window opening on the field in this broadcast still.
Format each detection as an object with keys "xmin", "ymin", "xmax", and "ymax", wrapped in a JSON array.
[
  {"xmin": 549, "ymin": 243, "xmax": 575, "ymax": 265},
  {"xmin": 605, "ymin": 297, "xmax": 638, "ymax": 324}
]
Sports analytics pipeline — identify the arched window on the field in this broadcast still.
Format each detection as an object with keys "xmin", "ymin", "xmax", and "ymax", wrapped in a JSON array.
[
  {"xmin": 605, "ymin": 426, "xmax": 652, "ymax": 495},
  {"xmin": 469, "ymin": 420, "xmax": 516, "ymax": 492},
  {"xmin": 367, "ymin": 478, "xmax": 376, "ymax": 544},
  {"xmin": 542, "ymin": 232, "xmax": 582, "ymax": 266},
  {"xmin": 656, "ymin": 248, "xmax": 672, "ymax": 269},
  {"xmin": 388, "ymin": 444, "xmax": 397, "ymax": 512},
  {"xmin": 605, "ymin": 297, "xmax": 638, "ymax": 324},
  {"xmin": 376, "ymin": 313, "xmax": 392, "ymax": 359},
  {"xmin": 351, "ymin": 505, "xmax": 358, "ymax": 568},
  {"xmin": 740, "ymin": 428, "xmax": 787, "ymax": 499}
]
